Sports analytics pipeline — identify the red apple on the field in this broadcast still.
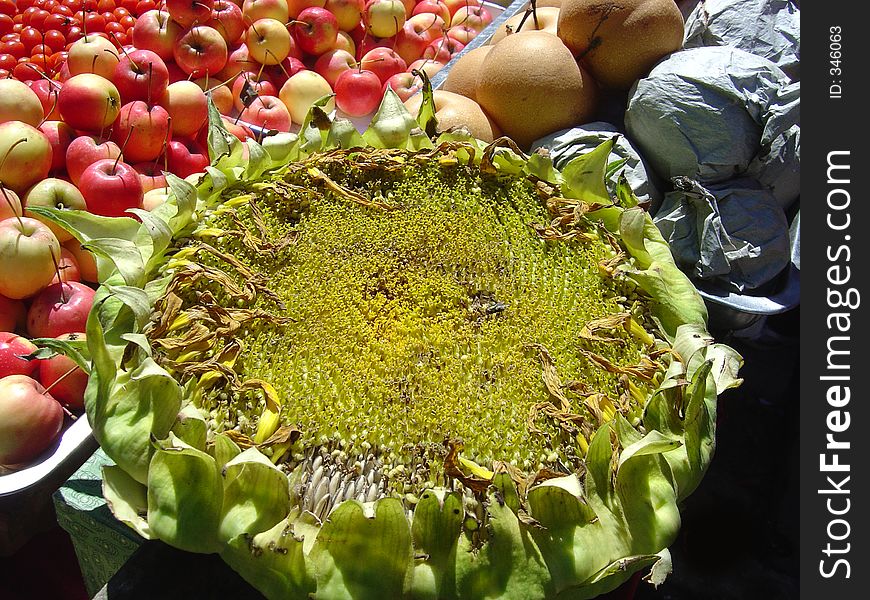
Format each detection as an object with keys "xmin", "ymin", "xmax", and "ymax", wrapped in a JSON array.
[
  {"xmin": 162, "ymin": 80, "xmax": 209, "ymax": 138},
  {"xmin": 112, "ymin": 100, "xmax": 172, "ymax": 163},
  {"xmin": 166, "ymin": 0, "xmax": 215, "ymax": 29},
  {"xmin": 451, "ymin": 4, "xmax": 491, "ymax": 32},
  {"xmin": 216, "ymin": 43, "xmax": 259, "ymax": 82},
  {"xmin": 38, "ymin": 120, "xmax": 77, "ymax": 174},
  {"xmin": 239, "ymin": 94, "xmax": 293, "ymax": 131},
  {"xmin": 57, "ymin": 73, "xmax": 122, "ymax": 134},
  {"xmin": 334, "ymin": 67, "xmax": 381, "ymax": 117},
  {"xmin": 0, "ymin": 216, "xmax": 60, "ymax": 300},
  {"xmin": 394, "ymin": 14, "xmax": 442, "ymax": 64},
  {"xmin": 266, "ymin": 56, "xmax": 308, "ymax": 88},
  {"xmin": 292, "ymin": 7, "xmax": 339, "ymax": 56},
  {"xmin": 166, "ymin": 138, "xmax": 210, "ymax": 178},
  {"xmin": 195, "ymin": 78, "xmax": 236, "ymax": 115},
  {"xmin": 65, "ymin": 136, "xmax": 123, "ymax": 187},
  {"xmin": 383, "ymin": 70, "xmax": 421, "ymax": 102},
  {"xmin": 26, "ymin": 281, "xmax": 95, "ymax": 339},
  {"xmin": 37, "ymin": 333, "xmax": 88, "ymax": 411},
  {"xmin": 0, "ymin": 374, "xmax": 64, "ymax": 467},
  {"xmin": 446, "ymin": 23, "xmax": 477, "ymax": 45},
  {"xmin": 286, "ymin": 0, "xmax": 328, "ymax": 18},
  {"xmin": 113, "ymin": 48, "xmax": 170, "ymax": 105},
  {"xmin": 363, "ymin": 0, "xmax": 406, "ymax": 39},
  {"xmin": 313, "ymin": 47, "xmax": 356, "ymax": 87},
  {"xmin": 0, "ymin": 332, "xmax": 38, "ymax": 379},
  {"xmin": 23, "ymin": 178, "xmax": 88, "ymax": 244},
  {"xmin": 405, "ymin": 11, "xmax": 446, "ymax": 42},
  {"xmin": 0, "ymin": 121, "xmax": 53, "ymax": 194},
  {"xmin": 412, "ymin": 0, "xmax": 450, "ymax": 25},
  {"xmin": 0, "ymin": 295, "xmax": 26, "ymax": 333},
  {"xmin": 359, "ymin": 46, "xmax": 406, "ymax": 84},
  {"xmin": 174, "ymin": 25, "xmax": 228, "ymax": 78},
  {"xmin": 208, "ymin": 0, "xmax": 246, "ymax": 45},
  {"xmin": 231, "ymin": 72, "xmax": 278, "ymax": 112},
  {"xmin": 21, "ymin": 79, "xmax": 58, "ymax": 123},
  {"xmin": 220, "ymin": 117, "xmax": 256, "ymax": 141},
  {"xmin": 246, "ymin": 17, "xmax": 293, "ymax": 66},
  {"xmin": 78, "ymin": 158, "xmax": 144, "ymax": 218},
  {"xmin": 422, "ymin": 35, "xmax": 464, "ymax": 63},
  {"xmin": 132, "ymin": 10, "xmax": 183, "ymax": 61},
  {"xmin": 355, "ymin": 33, "xmax": 392, "ymax": 59},
  {"xmin": 0, "ymin": 79, "xmax": 44, "ymax": 127},
  {"xmin": 442, "ymin": 0, "xmax": 481, "ymax": 17}
]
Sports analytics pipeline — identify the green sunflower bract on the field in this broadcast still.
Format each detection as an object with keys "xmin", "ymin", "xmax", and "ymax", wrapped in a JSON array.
[{"xmin": 32, "ymin": 87, "xmax": 742, "ymax": 599}]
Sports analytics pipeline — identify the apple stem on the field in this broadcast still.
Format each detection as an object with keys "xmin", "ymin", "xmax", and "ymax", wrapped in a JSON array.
[
  {"xmin": 0, "ymin": 183, "xmax": 24, "ymax": 230},
  {"xmin": 26, "ymin": 64, "xmax": 62, "ymax": 89},
  {"xmin": 147, "ymin": 62, "xmax": 154, "ymax": 106},
  {"xmin": 50, "ymin": 250, "xmax": 68, "ymax": 303},
  {"xmin": 116, "ymin": 126, "xmax": 135, "ymax": 173},
  {"xmin": 113, "ymin": 40, "xmax": 139, "ymax": 70}
]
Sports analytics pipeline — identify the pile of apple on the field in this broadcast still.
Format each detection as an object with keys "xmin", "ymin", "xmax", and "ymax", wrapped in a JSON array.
[{"xmin": 0, "ymin": 196, "xmax": 93, "ymax": 469}]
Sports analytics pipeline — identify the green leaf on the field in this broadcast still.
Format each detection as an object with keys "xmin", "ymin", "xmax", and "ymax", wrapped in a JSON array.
[
  {"xmin": 326, "ymin": 118, "xmax": 365, "ymax": 150},
  {"xmin": 615, "ymin": 173, "xmax": 639, "ymax": 208},
  {"xmin": 218, "ymin": 448, "xmax": 291, "ymax": 543},
  {"xmin": 166, "ymin": 173, "xmax": 197, "ymax": 232},
  {"xmin": 221, "ymin": 518, "xmax": 316, "ymax": 599},
  {"xmin": 410, "ymin": 489, "xmax": 463, "ymax": 600},
  {"xmin": 561, "ymin": 137, "xmax": 616, "ymax": 205},
  {"xmin": 103, "ymin": 464, "xmax": 152, "ymax": 540},
  {"xmin": 127, "ymin": 208, "xmax": 173, "ymax": 261},
  {"xmin": 206, "ymin": 98, "xmax": 232, "ymax": 163},
  {"xmin": 311, "ymin": 498, "xmax": 413, "ymax": 600},
  {"xmin": 147, "ymin": 433, "xmax": 224, "ymax": 554},
  {"xmin": 363, "ymin": 87, "xmax": 416, "ymax": 149},
  {"xmin": 209, "ymin": 432, "xmax": 242, "ymax": 471},
  {"xmin": 244, "ymin": 139, "xmax": 271, "ymax": 180},
  {"xmin": 104, "ymin": 285, "xmax": 151, "ymax": 330},
  {"xmin": 172, "ymin": 403, "xmax": 207, "ymax": 451},
  {"xmin": 30, "ymin": 336, "xmax": 90, "ymax": 372},
  {"xmin": 409, "ymin": 67, "xmax": 437, "ymax": 139},
  {"xmin": 83, "ymin": 238, "xmax": 146, "ymax": 287}
]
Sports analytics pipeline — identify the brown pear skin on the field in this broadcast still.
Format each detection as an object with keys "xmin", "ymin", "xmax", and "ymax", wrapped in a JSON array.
[
  {"xmin": 489, "ymin": 7, "xmax": 561, "ymax": 46},
  {"xmin": 441, "ymin": 46, "xmax": 493, "ymax": 103},
  {"xmin": 476, "ymin": 31, "xmax": 598, "ymax": 150},
  {"xmin": 404, "ymin": 90, "xmax": 502, "ymax": 143},
  {"xmin": 557, "ymin": 0, "xmax": 685, "ymax": 90}
]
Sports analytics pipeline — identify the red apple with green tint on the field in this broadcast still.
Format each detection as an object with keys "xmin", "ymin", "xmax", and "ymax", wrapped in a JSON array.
[
  {"xmin": 0, "ymin": 295, "xmax": 25, "ymax": 332},
  {"xmin": 113, "ymin": 48, "xmax": 170, "ymax": 105},
  {"xmin": 78, "ymin": 158, "xmax": 144, "ymax": 217},
  {"xmin": 174, "ymin": 25, "xmax": 228, "ymax": 78},
  {"xmin": 132, "ymin": 10, "xmax": 184, "ymax": 62},
  {"xmin": 0, "ymin": 122, "xmax": 53, "ymax": 194},
  {"xmin": 23, "ymin": 178, "xmax": 88, "ymax": 244},
  {"xmin": 166, "ymin": 0, "xmax": 215, "ymax": 28},
  {"xmin": 57, "ymin": 73, "xmax": 122, "ymax": 134},
  {"xmin": 66, "ymin": 136, "xmax": 123, "ymax": 187},
  {"xmin": 26, "ymin": 281, "xmax": 95, "ymax": 339},
  {"xmin": 38, "ymin": 120, "xmax": 77, "ymax": 174},
  {"xmin": 0, "ymin": 216, "xmax": 60, "ymax": 300},
  {"xmin": 0, "ymin": 332, "xmax": 38, "ymax": 379},
  {"xmin": 50, "ymin": 247, "xmax": 82, "ymax": 285},
  {"xmin": 0, "ymin": 374, "xmax": 64, "ymax": 467},
  {"xmin": 37, "ymin": 332, "xmax": 89, "ymax": 411},
  {"xmin": 112, "ymin": 100, "xmax": 172, "ymax": 163},
  {"xmin": 292, "ymin": 7, "xmax": 339, "ymax": 56},
  {"xmin": 208, "ymin": 0, "xmax": 245, "ymax": 45}
]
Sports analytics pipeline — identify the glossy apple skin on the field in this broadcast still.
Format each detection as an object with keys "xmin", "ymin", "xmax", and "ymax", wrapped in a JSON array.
[
  {"xmin": 0, "ymin": 217, "xmax": 61, "ymax": 300},
  {"xmin": 0, "ymin": 295, "xmax": 26, "ymax": 333},
  {"xmin": 62, "ymin": 239, "xmax": 98, "ymax": 284},
  {"xmin": 292, "ymin": 7, "xmax": 339, "ymax": 56},
  {"xmin": 167, "ymin": 138, "xmax": 211, "ymax": 179},
  {"xmin": 37, "ymin": 332, "xmax": 88, "ymax": 411},
  {"xmin": 0, "ymin": 332, "xmax": 38, "ymax": 379},
  {"xmin": 23, "ymin": 178, "xmax": 88, "ymax": 244},
  {"xmin": 360, "ymin": 47, "xmax": 407, "ymax": 84},
  {"xmin": 56, "ymin": 73, "xmax": 122, "ymax": 134},
  {"xmin": 26, "ymin": 281, "xmax": 96, "ymax": 339},
  {"xmin": 166, "ymin": 0, "xmax": 215, "ymax": 28},
  {"xmin": 239, "ymin": 95, "xmax": 292, "ymax": 131},
  {"xmin": 334, "ymin": 68, "xmax": 381, "ymax": 117},
  {"xmin": 0, "ymin": 374, "xmax": 64, "ymax": 467},
  {"xmin": 132, "ymin": 10, "xmax": 183, "ymax": 61},
  {"xmin": 38, "ymin": 120, "xmax": 77, "ymax": 174},
  {"xmin": 112, "ymin": 101, "xmax": 172, "ymax": 163},
  {"xmin": 173, "ymin": 26, "xmax": 229, "ymax": 78},
  {"xmin": 0, "ymin": 121, "xmax": 53, "ymax": 194},
  {"xmin": 65, "ymin": 136, "xmax": 123, "ymax": 187},
  {"xmin": 113, "ymin": 49, "xmax": 170, "ymax": 105},
  {"xmin": 0, "ymin": 79, "xmax": 45, "ymax": 127},
  {"xmin": 208, "ymin": 0, "xmax": 246, "ymax": 45},
  {"xmin": 50, "ymin": 247, "xmax": 82, "ymax": 285},
  {"xmin": 78, "ymin": 159, "xmax": 144, "ymax": 218}
]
